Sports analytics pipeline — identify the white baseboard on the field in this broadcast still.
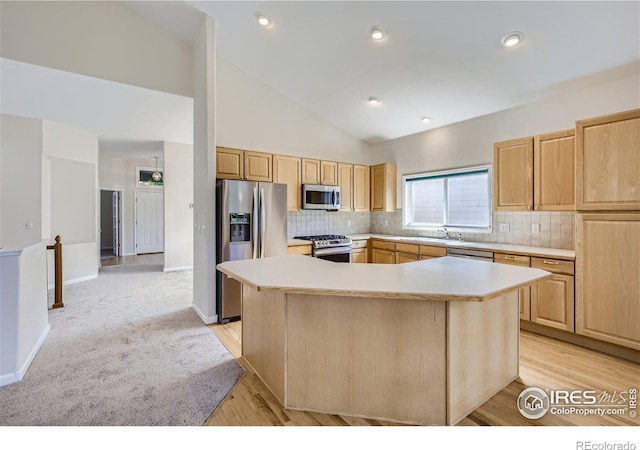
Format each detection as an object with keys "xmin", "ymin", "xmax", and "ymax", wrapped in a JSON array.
[
  {"xmin": 0, "ymin": 323, "xmax": 51, "ymax": 387},
  {"xmin": 191, "ymin": 302, "xmax": 218, "ymax": 325},
  {"xmin": 163, "ymin": 265, "xmax": 193, "ymax": 273},
  {"xmin": 48, "ymin": 273, "xmax": 98, "ymax": 289}
]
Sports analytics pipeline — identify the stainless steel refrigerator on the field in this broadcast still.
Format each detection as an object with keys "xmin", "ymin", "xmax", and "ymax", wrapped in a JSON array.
[{"xmin": 216, "ymin": 179, "xmax": 288, "ymax": 323}]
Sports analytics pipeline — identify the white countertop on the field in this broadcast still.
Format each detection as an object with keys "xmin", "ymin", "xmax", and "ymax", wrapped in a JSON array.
[
  {"xmin": 217, "ymin": 255, "xmax": 550, "ymax": 302},
  {"xmin": 346, "ymin": 233, "xmax": 575, "ymax": 260}
]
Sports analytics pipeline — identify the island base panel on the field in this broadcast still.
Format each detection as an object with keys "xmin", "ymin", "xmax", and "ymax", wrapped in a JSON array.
[
  {"xmin": 447, "ymin": 291, "xmax": 520, "ymax": 425},
  {"xmin": 241, "ymin": 286, "xmax": 286, "ymax": 404},
  {"xmin": 241, "ymin": 287, "xmax": 521, "ymax": 425},
  {"xmin": 286, "ymin": 294, "xmax": 447, "ymax": 425}
]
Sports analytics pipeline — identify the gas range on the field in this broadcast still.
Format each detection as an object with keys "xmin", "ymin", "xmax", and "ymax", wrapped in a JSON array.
[{"xmin": 293, "ymin": 234, "xmax": 352, "ymax": 250}]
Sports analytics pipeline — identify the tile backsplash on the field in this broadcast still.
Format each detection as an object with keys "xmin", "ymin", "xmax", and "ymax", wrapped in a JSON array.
[
  {"xmin": 288, "ymin": 209, "xmax": 574, "ymax": 250},
  {"xmin": 287, "ymin": 210, "xmax": 371, "ymax": 238},
  {"xmin": 370, "ymin": 210, "xmax": 575, "ymax": 250}
]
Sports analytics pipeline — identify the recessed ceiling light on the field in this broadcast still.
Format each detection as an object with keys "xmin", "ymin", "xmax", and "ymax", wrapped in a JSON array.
[
  {"xmin": 421, "ymin": 116, "xmax": 432, "ymax": 124},
  {"xmin": 501, "ymin": 31, "xmax": 523, "ymax": 47},
  {"xmin": 368, "ymin": 97, "xmax": 380, "ymax": 105},
  {"xmin": 370, "ymin": 26, "xmax": 385, "ymax": 40},
  {"xmin": 257, "ymin": 14, "xmax": 271, "ymax": 27}
]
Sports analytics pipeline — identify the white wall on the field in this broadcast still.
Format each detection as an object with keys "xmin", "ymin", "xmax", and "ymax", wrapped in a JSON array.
[
  {"xmin": 0, "ymin": 242, "xmax": 50, "ymax": 386},
  {"xmin": 163, "ymin": 142, "xmax": 194, "ymax": 272},
  {"xmin": 41, "ymin": 120, "xmax": 100, "ymax": 284},
  {"xmin": 0, "ymin": 114, "xmax": 43, "ymax": 247},
  {"xmin": 0, "ymin": 1, "xmax": 193, "ymax": 97},
  {"xmin": 216, "ymin": 57, "xmax": 371, "ymax": 164},
  {"xmin": 370, "ymin": 71, "xmax": 640, "ymax": 207}
]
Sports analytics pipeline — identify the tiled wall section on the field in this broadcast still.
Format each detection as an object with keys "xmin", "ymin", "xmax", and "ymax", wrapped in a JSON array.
[
  {"xmin": 370, "ymin": 210, "xmax": 575, "ymax": 250},
  {"xmin": 287, "ymin": 210, "xmax": 370, "ymax": 238}
]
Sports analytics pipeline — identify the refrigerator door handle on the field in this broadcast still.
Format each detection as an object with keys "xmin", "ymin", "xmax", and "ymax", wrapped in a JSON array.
[
  {"xmin": 260, "ymin": 187, "xmax": 266, "ymax": 258},
  {"xmin": 252, "ymin": 186, "xmax": 259, "ymax": 259}
]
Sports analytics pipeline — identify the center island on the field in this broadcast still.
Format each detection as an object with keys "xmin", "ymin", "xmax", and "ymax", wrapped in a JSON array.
[{"xmin": 216, "ymin": 255, "xmax": 550, "ymax": 425}]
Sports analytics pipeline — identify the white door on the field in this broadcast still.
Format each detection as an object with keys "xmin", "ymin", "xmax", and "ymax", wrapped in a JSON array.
[
  {"xmin": 135, "ymin": 190, "xmax": 164, "ymax": 254},
  {"xmin": 112, "ymin": 191, "xmax": 121, "ymax": 256}
]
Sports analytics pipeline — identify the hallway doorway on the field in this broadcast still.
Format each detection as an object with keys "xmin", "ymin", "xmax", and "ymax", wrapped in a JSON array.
[{"xmin": 100, "ymin": 189, "xmax": 122, "ymax": 259}]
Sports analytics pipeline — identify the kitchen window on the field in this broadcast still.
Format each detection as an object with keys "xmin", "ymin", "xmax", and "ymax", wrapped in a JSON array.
[{"xmin": 403, "ymin": 165, "xmax": 491, "ymax": 231}]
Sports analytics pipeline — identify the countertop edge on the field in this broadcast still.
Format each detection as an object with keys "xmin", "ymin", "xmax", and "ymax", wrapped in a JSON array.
[{"xmin": 345, "ymin": 234, "xmax": 575, "ymax": 260}]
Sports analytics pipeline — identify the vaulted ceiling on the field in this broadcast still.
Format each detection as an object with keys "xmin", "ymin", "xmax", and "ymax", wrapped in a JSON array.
[{"xmin": 1, "ymin": 1, "xmax": 638, "ymax": 156}]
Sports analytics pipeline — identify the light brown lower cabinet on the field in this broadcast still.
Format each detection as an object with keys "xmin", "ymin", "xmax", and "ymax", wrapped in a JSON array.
[
  {"xmin": 351, "ymin": 248, "xmax": 368, "ymax": 263},
  {"xmin": 494, "ymin": 253, "xmax": 532, "ymax": 321},
  {"xmin": 576, "ymin": 213, "xmax": 640, "ymax": 350},
  {"xmin": 288, "ymin": 244, "xmax": 312, "ymax": 256},
  {"xmin": 531, "ymin": 273, "xmax": 575, "ymax": 332},
  {"xmin": 395, "ymin": 251, "xmax": 420, "ymax": 264},
  {"xmin": 371, "ymin": 248, "xmax": 395, "ymax": 264}
]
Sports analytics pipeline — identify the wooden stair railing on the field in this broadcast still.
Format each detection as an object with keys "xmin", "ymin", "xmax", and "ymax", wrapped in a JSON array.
[{"xmin": 46, "ymin": 235, "xmax": 64, "ymax": 309}]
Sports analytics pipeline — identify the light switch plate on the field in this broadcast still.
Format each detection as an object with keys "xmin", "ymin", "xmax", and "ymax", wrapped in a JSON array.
[
  {"xmin": 499, "ymin": 223, "xmax": 510, "ymax": 232},
  {"xmin": 532, "ymin": 223, "xmax": 540, "ymax": 233}
]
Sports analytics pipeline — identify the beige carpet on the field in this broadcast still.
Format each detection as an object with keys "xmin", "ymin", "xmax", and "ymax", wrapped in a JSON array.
[{"xmin": 0, "ymin": 264, "xmax": 244, "ymax": 426}]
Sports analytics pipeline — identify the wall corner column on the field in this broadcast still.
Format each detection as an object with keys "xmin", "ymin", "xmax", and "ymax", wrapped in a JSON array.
[{"xmin": 192, "ymin": 16, "xmax": 217, "ymax": 323}]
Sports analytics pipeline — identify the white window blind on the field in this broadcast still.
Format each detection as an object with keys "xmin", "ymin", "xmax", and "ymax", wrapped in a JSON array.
[{"xmin": 403, "ymin": 166, "xmax": 491, "ymax": 230}]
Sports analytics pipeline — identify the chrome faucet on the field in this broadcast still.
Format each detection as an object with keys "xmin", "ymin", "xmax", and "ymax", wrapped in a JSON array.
[{"xmin": 438, "ymin": 227, "xmax": 450, "ymax": 239}]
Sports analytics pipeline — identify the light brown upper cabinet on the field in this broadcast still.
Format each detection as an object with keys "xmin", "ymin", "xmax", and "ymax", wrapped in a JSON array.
[
  {"xmin": 353, "ymin": 165, "xmax": 370, "ymax": 212},
  {"xmin": 576, "ymin": 109, "xmax": 640, "ymax": 210},
  {"xmin": 371, "ymin": 163, "xmax": 397, "ymax": 212},
  {"xmin": 337, "ymin": 163, "xmax": 353, "ymax": 211},
  {"xmin": 216, "ymin": 147, "xmax": 272, "ymax": 182},
  {"xmin": 216, "ymin": 147, "xmax": 244, "ymax": 180},
  {"xmin": 273, "ymin": 154, "xmax": 301, "ymax": 211},
  {"xmin": 320, "ymin": 161, "xmax": 338, "ymax": 186},
  {"xmin": 301, "ymin": 158, "xmax": 320, "ymax": 185},
  {"xmin": 534, "ymin": 129, "xmax": 575, "ymax": 210},
  {"xmin": 244, "ymin": 151, "xmax": 272, "ymax": 182},
  {"xmin": 493, "ymin": 137, "xmax": 533, "ymax": 211}
]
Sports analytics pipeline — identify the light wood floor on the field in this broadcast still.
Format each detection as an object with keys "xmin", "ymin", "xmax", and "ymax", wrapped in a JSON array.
[{"xmin": 206, "ymin": 321, "xmax": 639, "ymax": 426}]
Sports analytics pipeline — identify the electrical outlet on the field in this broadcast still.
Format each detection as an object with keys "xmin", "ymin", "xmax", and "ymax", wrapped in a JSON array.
[
  {"xmin": 25, "ymin": 222, "xmax": 33, "ymax": 230},
  {"xmin": 384, "ymin": 219, "xmax": 389, "ymax": 227},
  {"xmin": 499, "ymin": 223, "xmax": 510, "ymax": 232},
  {"xmin": 532, "ymin": 223, "xmax": 540, "ymax": 233},
  {"xmin": 347, "ymin": 220, "xmax": 352, "ymax": 227}
]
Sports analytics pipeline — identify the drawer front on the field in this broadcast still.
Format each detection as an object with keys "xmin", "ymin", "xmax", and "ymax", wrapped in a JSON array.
[
  {"xmin": 288, "ymin": 244, "xmax": 312, "ymax": 256},
  {"xmin": 531, "ymin": 257, "xmax": 574, "ymax": 275},
  {"xmin": 494, "ymin": 253, "xmax": 531, "ymax": 267},
  {"xmin": 351, "ymin": 239, "xmax": 368, "ymax": 249},
  {"xmin": 396, "ymin": 243, "xmax": 419, "ymax": 254},
  {"xmin": 371, "ymin": 240, "xmax": 396, "ymax": 251},
  {"xmin": 420, "ymin": 245, "xmax": 447, "ymax": 258}
]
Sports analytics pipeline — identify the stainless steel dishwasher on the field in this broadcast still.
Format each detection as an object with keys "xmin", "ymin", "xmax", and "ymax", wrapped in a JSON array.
[{"xmin": 446, "ymin": 247, "xmax": 494, "ymax": 261}]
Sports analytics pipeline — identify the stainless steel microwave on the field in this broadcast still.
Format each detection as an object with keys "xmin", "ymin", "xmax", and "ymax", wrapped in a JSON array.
[{"xmin": 302, "ymin": 184, "xmax": 340, "ymax": 210}]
